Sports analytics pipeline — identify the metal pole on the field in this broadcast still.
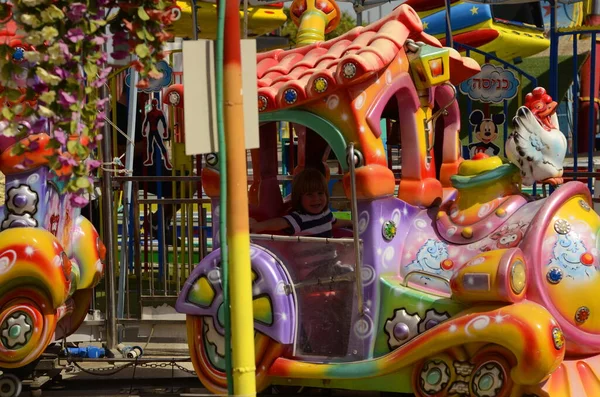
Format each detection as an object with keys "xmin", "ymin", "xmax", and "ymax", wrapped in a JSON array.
[
  {"xmin": 347, "ymin": 143, "xmax": 363, "ymax": 315},
  {"xmin": 100, "ymin": 84, "xmax": 118, "ymax": 350},
  {"xmin": 192, "ymin": 0, "xmax": 199, "ymax": 40},
  {"xmin": 244, "ymin": 0, "xmax": 249, "ymax": 39},
  {"xmin": 117, "ymin": 69, "xmax": 138, "ymax": 319},
  {"xmin": 444, "ymin": 0, "xmax": 453, "ymax": 48},
  {"xmin": 549, "ymin": 0, "xmax": 558, "ymax": 99}
]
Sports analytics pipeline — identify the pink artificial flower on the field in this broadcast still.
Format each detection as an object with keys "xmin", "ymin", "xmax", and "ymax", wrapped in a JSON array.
[
  {"xmin": 53, "ymin": 128, "xmax": 67, "ymax": 145},
  {"xmin": 66, "ymin": 28, "xmax": 85, "ymax": 43},
  {"xmin": 57, "ymin": 91, "xmax": 77, "ymax": 108},
  {"xmin": 70, "ymin": 194, "xmax": 89, "ymax": 208},
  {"xmin": 86, "ymin": 158, "xmax": 101, "ymax": 169},
  {"xmin": 66, "ymin": 3, "xmax": 87, "ymax": 22}
]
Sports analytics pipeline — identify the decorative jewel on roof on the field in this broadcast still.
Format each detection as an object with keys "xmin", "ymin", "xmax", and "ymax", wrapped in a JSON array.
[
  {"xmin": 258, "ymin": 95, "xmax": 268, "ymax": 112},
  {"xmin": 283, "ymin": 89, "xmax": 297, "ymax": 105},
  {"xmin": 342, "ymin": 63, "xmax": 356, "ymax": 79},
  {"xmin": 314, "ymin": 77, "xmax": 328, "ymax": 93}
]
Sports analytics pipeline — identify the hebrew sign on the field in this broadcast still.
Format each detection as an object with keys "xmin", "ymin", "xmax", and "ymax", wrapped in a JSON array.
[{"xmin": 459, "ymin": 63, "xmax": 519, "ymax": 103}]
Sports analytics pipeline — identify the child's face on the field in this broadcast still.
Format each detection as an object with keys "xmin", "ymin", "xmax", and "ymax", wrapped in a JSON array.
[{"xmin": 301, "ymin": 191, "xmax": 327, "ymax": 215}]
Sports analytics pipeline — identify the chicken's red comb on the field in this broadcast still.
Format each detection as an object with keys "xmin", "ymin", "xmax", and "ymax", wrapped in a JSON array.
[{"xmin": 525, "ymin": 87, "xmax": 554, "ymax": 107}]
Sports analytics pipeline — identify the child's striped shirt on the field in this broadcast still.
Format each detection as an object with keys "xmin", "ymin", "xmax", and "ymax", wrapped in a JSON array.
[{"xmin": 284, "ymin": 209, "xmax": 335, "ymax": 238}]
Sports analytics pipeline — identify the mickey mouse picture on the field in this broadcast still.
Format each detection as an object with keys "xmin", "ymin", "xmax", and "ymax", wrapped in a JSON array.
[{"xmin": 467, "ymin": 109, "xmax": 505, "ymax": 158}]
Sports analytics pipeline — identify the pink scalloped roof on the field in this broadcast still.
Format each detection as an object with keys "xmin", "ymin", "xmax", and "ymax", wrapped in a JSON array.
[{"xmin": 256, "ymin": 4, "xmax": 480, "ymax": 113}]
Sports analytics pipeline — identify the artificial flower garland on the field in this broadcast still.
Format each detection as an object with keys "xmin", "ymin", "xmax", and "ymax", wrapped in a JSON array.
[{"xmin": 0, "ymin": 0, "xmax": 176, "ymax": 206}]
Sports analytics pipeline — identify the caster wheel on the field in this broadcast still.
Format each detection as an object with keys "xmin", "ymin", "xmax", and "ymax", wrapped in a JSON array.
[
  {"xmin": 0, "ymin": 373, "xmax": 21, "ymax": 397},
  {"xmin": 30, "ymin": 389, "xmax": 42, "ymax": 397}
]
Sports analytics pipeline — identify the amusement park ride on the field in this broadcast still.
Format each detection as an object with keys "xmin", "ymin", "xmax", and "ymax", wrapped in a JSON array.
[{"xmin": 0, "ymin": 0, "xmax": 599, "ymax": 397}]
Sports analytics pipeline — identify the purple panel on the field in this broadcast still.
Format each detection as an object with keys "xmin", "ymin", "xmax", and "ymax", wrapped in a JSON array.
[
  {"xmin": 175, "ymin": 244, "xmax": 296, "ymax": 345},
  {"xmin": 354, "ymin": 196, "xmax": 420, "ymax": 358}
]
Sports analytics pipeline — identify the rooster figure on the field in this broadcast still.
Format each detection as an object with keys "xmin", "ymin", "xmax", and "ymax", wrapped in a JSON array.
[{"xmin": 505, "ymin": 87, "xmax": 567, "ymax": 186}]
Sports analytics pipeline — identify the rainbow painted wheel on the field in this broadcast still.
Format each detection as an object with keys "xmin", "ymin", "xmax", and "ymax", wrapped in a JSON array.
[
  {"xmin": 469, "ymin": 348, "xmax": 514, "ymax": 397},
  {"xmin": 0, "ymin": 291, "xmax": 56, "ymax": 369},
  {"xmin": 0, "ymin": 373, "xmax": 21, "ymax": 397},
  {"xmin": 413, "ymin": 354, "xmax": 456, "ymax": 397},
  {"xmin": 186, "ymin": 315, "xmax": 283, "ymax": 395}
]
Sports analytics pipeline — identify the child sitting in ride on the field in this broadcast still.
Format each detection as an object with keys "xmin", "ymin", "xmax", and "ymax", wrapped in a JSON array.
[{"xmin": 249, "ymin": 168, "xmax": 352, "ymax": 237}]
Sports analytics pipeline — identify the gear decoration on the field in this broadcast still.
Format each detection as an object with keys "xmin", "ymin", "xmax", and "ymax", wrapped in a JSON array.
[
  {"xmin": 546, "ymin": 267, "xmax": 563, "ymax": 284},
  {"xmin": 418, "ymin": 309, "xmax": 450, "ymax": 333},
  {"xmin": 575, "ymin": 306, "xmax": 590, "ymax": 324},
  {"xmin": 552, "ymin": 327, "xmax": 565, "ymax": 350},
  {"xmin": 342, "ymin": 63, "xmax": 356, "ymax": 79},
  {"xmin": 419, "ymin": 359, "xmax": 451, "ymax": 395},
  {"xmin": 2, "ymin": 213, "xmax": 37, "ymax": 229},
  {"xmin": 579, "ymin": 199, "xmax": 591, "ymax": 211},
  {"xmin": 382, "ymin": 220, "xmax": 396, "ymax": 241},
  {"xmin": 3, "ymin": 184, "xmax": 39, "ymax": 230},
  {"xmin": 0, "ymin": 312, "xmax": 32, "ymax": 349},
  {"xmin": 203, "ymin": 316, "xmax": 225, "ymax": 357},
  {"xmin": 553, "ymin": 219, "xmax": 571, "ymax": 235},
  {"xmin": 6, "ymin": 185, "xmax": 38, "ymax": 216},
  {"xmin": 448, "ymin": 361, "xmax": 475, "ymax": 395},
  {"xmin": 472, "ymin": 362, "xmax": 505, "ymax": 397},
  {"xmin": 384, "ymin": 308, "xmax": 420, "ymax": 349}
]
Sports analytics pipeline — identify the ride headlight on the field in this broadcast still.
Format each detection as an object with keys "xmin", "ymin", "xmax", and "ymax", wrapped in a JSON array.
[{"xmin": 510, "ymin": 259, "xmax": 527, "ymax": 295}]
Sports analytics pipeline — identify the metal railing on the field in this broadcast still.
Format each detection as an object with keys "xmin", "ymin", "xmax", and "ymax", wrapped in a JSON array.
[{"xmin": 113, "ymin": 175, "xmax": 207, "ymax": 319}]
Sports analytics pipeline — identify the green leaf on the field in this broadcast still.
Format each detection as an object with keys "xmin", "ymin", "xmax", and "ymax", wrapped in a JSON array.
[
  {"xmin": 11, "ymin": 143, "xmax": 25, "ymax": 156},
  {"xmin": 1, "ymin": 106, "xmax": 13, "ymax": 121},
  {"xmin": 84, "ymin": 62, "xmax": 98, "ymax": 79},
  {"xmin": 144, "ymin": 29, "xmax": 155, "ymax": 41},
  {"xmin": 75, "ymin": 176, "xmax": 90, "ymax": 189},
  {"xmin": 67, "ymin": 140, "xmax": 78, "ymax": 154},
  {"xmin": 137, "ymin": 6, "xmax": 150, "ymax": 21},
  {"xmin": 46, "ymin": 140, "xmax": 61, "ymax": 149},
  {"xmin": 136, "ymin": 29, "xmax": 146, "ymax": 40},
  {"xmin": 4, "ymin": 88, "xmax": 22, "ymax": 101},
  {"xmin": 135, "ymin": 43, "xmax": 150, "ymax": 58}
]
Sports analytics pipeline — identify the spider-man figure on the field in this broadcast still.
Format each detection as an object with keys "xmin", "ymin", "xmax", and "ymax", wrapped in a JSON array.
[{"xmin": 142, "ymin": 98, "xmax": 172, "ymax": 170}]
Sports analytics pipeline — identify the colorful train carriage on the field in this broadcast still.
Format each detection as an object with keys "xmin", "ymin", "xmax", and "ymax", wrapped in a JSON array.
[
  {"xmin": 0, "ymin": 23, "xmax": 105, "ymax": 391},
  {"xmin": 175, "ymin": 5, "xmax": 600, "ymax": 396}
]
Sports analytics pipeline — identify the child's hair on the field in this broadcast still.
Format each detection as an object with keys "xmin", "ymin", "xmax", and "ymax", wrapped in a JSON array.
[{"xmin": 291, "ymin": 167, "xmax": 329, "ymax": 213}]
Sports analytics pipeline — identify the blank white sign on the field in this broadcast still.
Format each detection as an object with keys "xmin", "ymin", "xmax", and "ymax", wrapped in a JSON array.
[{"xmin": 183, "ymin": 39, "xmax": 259, "ymax": 155}]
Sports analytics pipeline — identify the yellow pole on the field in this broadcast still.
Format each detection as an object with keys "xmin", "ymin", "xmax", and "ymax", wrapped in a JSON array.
[{"xmin": 223, "ymin": 0, "xmax": 256, "ymax": 393}]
